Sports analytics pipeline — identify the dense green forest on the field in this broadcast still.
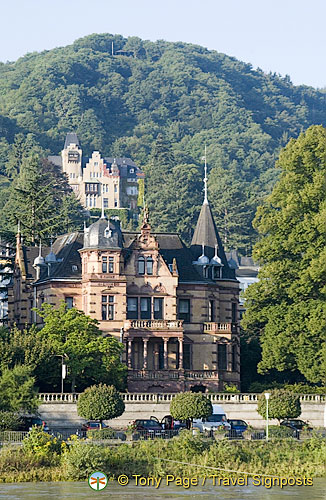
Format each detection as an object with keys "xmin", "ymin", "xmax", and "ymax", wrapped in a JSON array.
[{"xmin": 0, "ymin": 33, "xmax": 325, "ymax": 250}]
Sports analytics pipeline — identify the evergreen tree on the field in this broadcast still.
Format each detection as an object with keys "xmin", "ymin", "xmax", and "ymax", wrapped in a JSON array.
[
  {"xmin": 242, "ymin": 125, "xmax": 326, "ymax": 384},
  {"xmin": 0, "ymin": 155, "xmax": 84, "ymax": 244}
]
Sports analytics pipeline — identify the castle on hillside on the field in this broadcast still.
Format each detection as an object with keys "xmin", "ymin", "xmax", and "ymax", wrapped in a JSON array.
[
  {"xmin": 9, "ymin": 160, "xmax": 240, "ymax": 393},
  {"xmin": 49, "ymin": 133, "xmax": 144, "ymax": 214}
]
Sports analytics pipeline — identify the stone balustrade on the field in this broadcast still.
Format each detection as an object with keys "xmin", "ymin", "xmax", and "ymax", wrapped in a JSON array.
[
  {"xmin": 124, "ymin": 319, "xmax": 183, "ymax": 330},
  {"xmin": 203, "ymin": 322, "xmax": 232, "ymax": 333},
  {"xmin": 38, "ymin": 392, "xmax": 326, "ymax": 404}
]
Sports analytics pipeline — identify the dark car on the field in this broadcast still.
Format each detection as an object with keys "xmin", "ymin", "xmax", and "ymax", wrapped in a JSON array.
[
  {"xmin": 228, "ymin": 419, "xmax": 248, "ymax": 435},
  {"xmin": 81, "ymin": 421, "xmax": 107, "ymax": 431},
  {"xmin": 19, "ymin": 416, "xmax": 49, "ymax": 432},
  {"xmin": 280, "ymin": 419, "xmax": 312, "ymax": 431},
  {"xmin": 151, "ymin": 415, "xmax": 187, "ymax": 432}
]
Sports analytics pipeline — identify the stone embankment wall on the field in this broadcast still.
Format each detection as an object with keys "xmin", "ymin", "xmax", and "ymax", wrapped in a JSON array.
[{"xmin": 38, "ymin": 393, "xmax": 326, "ymax": 430}]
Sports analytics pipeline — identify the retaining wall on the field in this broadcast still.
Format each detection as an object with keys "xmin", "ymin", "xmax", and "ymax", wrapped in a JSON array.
[{"xmin": 38, "ymin": 393, "xmax": 326, "ymax": 430}]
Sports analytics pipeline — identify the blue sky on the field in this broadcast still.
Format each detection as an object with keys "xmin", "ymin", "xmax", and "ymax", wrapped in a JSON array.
[{"xmin": 1, "ymin": 0, "xmax": 325, "ymax": 88}]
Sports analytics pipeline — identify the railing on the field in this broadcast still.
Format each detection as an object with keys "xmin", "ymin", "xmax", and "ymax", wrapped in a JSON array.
[
  {"xmin": 38, "ymin": 393, "xmax": 80, "ymax": 403},
  {"xmin": 203, "ymin": 322, "xmax": 234, "ymax": 333},
  {"xmin": 38, "ymin": 392, "xmax": 326, "ymax": 404},
  {"xmin": 124, "ymin": 319, "xmax": 183, "ymax": 330},
  {"xmin": 184, "ymin": 370, "xmax": 219, "ymax": 379},
  {"xmin": 0, "ymin": 431, "xmax": 29, "ymax": 443},
  {"xmin": 130, "ymin": 370, "xmax": 181, "ymax": 380}
]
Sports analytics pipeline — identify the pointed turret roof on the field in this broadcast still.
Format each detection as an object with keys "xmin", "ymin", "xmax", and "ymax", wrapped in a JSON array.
[
  {"xmin": 190, "ymin": 150, "xmax": 235, "ymax": 279},
  {"xmin": 64, "ymin": 132, "xmax": 80, "ymax": 149}
]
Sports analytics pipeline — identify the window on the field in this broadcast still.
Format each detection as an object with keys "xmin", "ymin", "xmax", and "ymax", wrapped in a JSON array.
[
  {"xmin": 208, "ymin": 300, "xmax": 214, "ymax": 322},
  {"xmin": 109, "ymin": 256, "xmax": 114, "ymax": 273},
  {"xmin": 146, "ymin": 256, "xmax": 153, "ymax": 275},
  {"xmin": 114, "ymin": 200, "xmax": 118, "ymax": 207},
  {"xmin": 140, "ymin": 297, "xmax": 151, "ymax": 320},
  {"xmin": 127, "ymin": 297, "xmax": 138, "ymax": 319},
  {"xmin": 65, "ymin": 297, "xmax": 73, "ymax": 309},
  {"xmin": 103, "ymin": 198, "xmax": 108, "ymax": 208},
  {"xmin": 94, "ymin": 162, "xmax": 98, "ymax": 166},
  {"xmin": 232, "ymin": 303, "xmax": 237, "ymax": 323},
  {"xmin": 218, "ymin": 344, "xmax": 227, "ymax": 370},
  {"xmin": 203, "ymin": 266, "xmax": 209, "ymax": 278},
  {"xmin": 114, "ymin": 185, "xmax": 118, "ymax": 193},
  {"xmin": 154, "ymin": 298, "xmax": 163, "ymax": 319},
  {"xmin": 138, "ymin": 256, "xmax": 145, "ymax": 275},
  {"xmin": 102, "ymin": 256, "xmax": 107, "ymax": 273},
  {"xmin": 213, "ymin": 267, "xmax": 221, "ymax": 279},
  {"xmin": 129, "ymin": 168, "xmax": 135, "ymax": 173},
  {"xmin": 232, "ymin": 344, "xmax": 237, "ymax": 372},
  {"xmin": 178, "ymin": 299, "xmax": 190, "ymax": 323},
  {"xmin": 183, "ymin": 344, "xmax": 191, "ymax": 369},
  {"xmin": 102, "ymin": 295, "xmax": 114, "ymax": 320}
]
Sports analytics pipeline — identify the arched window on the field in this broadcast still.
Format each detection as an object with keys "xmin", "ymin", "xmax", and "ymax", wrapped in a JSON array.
[
  {"xmin": 138, "ymin": 256, "xmax": 145, "ymax": 275},
  {"xmin": 146, "ymin": 256, "xmax": 153, "ymax": 275}
]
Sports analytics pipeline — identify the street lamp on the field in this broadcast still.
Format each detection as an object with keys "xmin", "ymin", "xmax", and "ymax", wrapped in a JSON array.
[{"xmin": 265, "ymin": 393, "xmax": 270, "ymax": 441}]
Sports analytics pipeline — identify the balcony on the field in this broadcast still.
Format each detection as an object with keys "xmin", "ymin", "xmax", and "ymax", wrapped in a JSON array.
[
  {"xmin": 184, "ymin": 370, "xmax": 219, "ymax": 380},
  {"xmin": 124, "ymin": 319, "xmax": 183, "ymax": 331},
  {"xmin": 129, "ymin": 369, "xmax": 182, "ymax": 380},
  {"xmin": 203, "ymin": 322, "xmax": 238, "ymax": 334}
]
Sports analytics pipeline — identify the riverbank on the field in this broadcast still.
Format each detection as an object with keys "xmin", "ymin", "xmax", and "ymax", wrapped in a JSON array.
[{"xmin": 0, "ymin": 431, "xmax": 325, "ymax": 483}]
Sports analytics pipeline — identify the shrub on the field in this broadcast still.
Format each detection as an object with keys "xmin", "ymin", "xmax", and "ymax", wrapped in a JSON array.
[
  {"xmin": 257, "ymin": 390, "xmax": 301, "ymax": 422},
  {"xmin": 87, "ymin": 427, "xmax": 116, "ymax": 439},
  {"xmin": 22, "ymin": 426, "xmax": 65, "ymax": 466},
  {"xmin": 170, "ymin": 393, "xmax": 212, "ymax": 423},
  {"xmin": 0, "ymin": 411, "xmax": 22, "ymax": 431},
  {"xmin": 63, "ymin": 440, "xmax": 107, "ymax": 480},
  {"xmin": 268, "ymin": 425, "xmax": 295, "ymax": 438},
  {"xmin": 77, "ymin": 384, "xmax": 125, "ymax": 426}
]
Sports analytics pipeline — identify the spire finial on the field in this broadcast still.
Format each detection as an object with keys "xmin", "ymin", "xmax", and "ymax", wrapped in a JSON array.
[
  {"xmin": 202, "ymin": 145, "xmax": 208, "ymax": 205},
  {"xmin": 214, "ymin": 244, "xmax": 218, "ymax": 257},
  {"xmin": 202, "ymin": 243, "xmax": 205, "ymax": 256},
  {"xmin": 39, "ymin": 240, "xmax": 42, "ymax": 257}
]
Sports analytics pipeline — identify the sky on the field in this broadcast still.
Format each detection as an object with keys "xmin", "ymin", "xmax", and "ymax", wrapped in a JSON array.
[{"xmin": 1, "ymin": 0, "xmax": 325, "ymax": 88}]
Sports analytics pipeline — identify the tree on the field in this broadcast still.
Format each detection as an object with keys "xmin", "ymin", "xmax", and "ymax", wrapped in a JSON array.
[
  {"xmin": 170, "ymin": 393, "xmax": 212, "ymax": 428},
  {"xmin": 242, "ymin": 126, "xmax": 326, "ymax": 384},
  {"xmin": 0, "ymin": 154, "xmax": 84, "ymax": 244},
  {"xmin": 0, "ymin": 365, "xmax": 38, "ymax": 413},
  {"xmin": 257, "ymin": 390, "xmax": 301, "ymax": 422},
  {"xmin": 77, "ymin": 384, "xmax": 125, "ymax": 427},
  {"xmin": 36, "ymin": 303, "xmax": 126, "ymax": 392}
]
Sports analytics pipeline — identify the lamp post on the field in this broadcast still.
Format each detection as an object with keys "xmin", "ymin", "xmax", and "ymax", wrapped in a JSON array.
[{"xmin": 265, "ymin": 392, "xmax": 270, "ymax": 441}]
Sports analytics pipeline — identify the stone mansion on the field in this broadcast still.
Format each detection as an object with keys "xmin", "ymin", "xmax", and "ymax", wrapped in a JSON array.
[
  {"xmin": 9, "ymin": 191, "xmax": 240, "ymax": 392},
  {"xmin": 49, "ymin": 133, "xmax": 144, "ymax": 212}
]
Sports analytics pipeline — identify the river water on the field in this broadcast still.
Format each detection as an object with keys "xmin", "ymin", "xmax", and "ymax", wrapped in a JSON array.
[{"xmin": 0, "ymin": 480, "xmax": 325, "ymax": 499}]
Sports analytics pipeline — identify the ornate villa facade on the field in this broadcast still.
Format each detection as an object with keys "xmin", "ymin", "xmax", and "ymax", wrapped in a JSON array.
[{"xmin": 9, "ymin": 192, "xmax": 240, "ymax": 392}]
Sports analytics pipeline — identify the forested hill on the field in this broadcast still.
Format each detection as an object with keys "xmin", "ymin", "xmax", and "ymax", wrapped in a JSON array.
[{"xmin": 0, "ymin": 33, "xmax": 325, "ymax": 251}]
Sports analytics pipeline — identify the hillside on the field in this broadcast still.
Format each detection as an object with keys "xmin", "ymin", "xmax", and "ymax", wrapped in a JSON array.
[{"xmin": 0, "ymin": 33, "xmax": 325, "ymax": 250}]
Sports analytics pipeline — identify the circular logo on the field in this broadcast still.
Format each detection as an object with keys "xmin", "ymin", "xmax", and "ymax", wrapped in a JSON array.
[{"xmin": 88, "ymin": 471, "xmax": 108, "ymax": 491}]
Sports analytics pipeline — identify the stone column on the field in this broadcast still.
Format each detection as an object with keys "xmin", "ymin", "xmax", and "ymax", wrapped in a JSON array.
[
  {"xmin": 163, "ymin": 338, "xmax": 169, "ymax": 370},
  {"xmin": 143, "ymin": 338, "xmax": 148, "ymax": 370},
  {"xmin": 178, "ymin": 338, "xmax": 183, "ymax": 369},
  {"xmin": 127, "ymin": 340, "xmax": 132, "ymax": 369}
]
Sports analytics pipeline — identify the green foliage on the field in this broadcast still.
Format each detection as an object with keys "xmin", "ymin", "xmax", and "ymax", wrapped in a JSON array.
[
  {"xmin": 222, "ymin": 384, "xmax": 240, "ymax": 393},
  {"xmin": 257, "ymin": 390, "xmax": 301, "ymax": 422},
  {"xmin": 63, "ymin": 440, "xmax": 107, "ymax": 480},
  {"xmin": 77, "ymin": 384, "xmax": 125, "ymax": 423},
  {"xmin": 87, "ymin": 427, "xmax": 117, "ymax": 439},
  {"xmin": 268, "ymin": 425, "xmax": 295, "ymax": 438},
  {"xmin": 0, "ymin": 155, "xmax": 84, "ymax": 244},
  {"xmin": 36, "ymin": 303, "xmax": 126, "ymax": 392},
  {"xmin": 0, "ymin": 411, "xmax": 22, "ymax": 431},
  {"xmin": 22, "ymin": 426, "xmax": 64, "ymax": 464},
  {"xmin": 170, "ymin": 392, "xmax": 212, "ymax": 421},
  {"xmin": 0, "ymin": 365, "xmax": 38, "ymax": 413},
  {"xmin": 0, "ymin": 35, "xmax": 325, "ymax": 250},
  {"xmin": 243, "ymin": 126, "xmax": 326, "ymax": 383}
]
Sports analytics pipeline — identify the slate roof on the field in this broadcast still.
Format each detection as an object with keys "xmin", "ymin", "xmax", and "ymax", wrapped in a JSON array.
[
  {"xmin": 48, "ymin": 156, "xmax": 62, "ymax": 168},
  {"xmin": 64, "ymin": 132, "xmax": 80, "ymax": 149},
  {"xmin": 191, "ymin": 202, "xmax": 235, "ymax": 279}
]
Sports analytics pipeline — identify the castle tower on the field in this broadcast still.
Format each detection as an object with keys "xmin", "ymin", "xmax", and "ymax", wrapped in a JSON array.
[{"xmin": 61, "ymin": 132, "xmax": 83, "ymax": 195}]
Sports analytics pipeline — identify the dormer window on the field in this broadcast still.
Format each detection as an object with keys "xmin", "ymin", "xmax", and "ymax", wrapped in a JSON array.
[
  {"xmin": 138, "ymin": 255, "xmax": 154, "ymax": 276},
  {"xmin": 213, "ymin": 267, "xmax": 221, "ymax": 279}
]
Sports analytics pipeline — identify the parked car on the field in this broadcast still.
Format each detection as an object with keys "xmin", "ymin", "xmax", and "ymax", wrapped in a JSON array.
[
  {"xmin": 132, "ymin": 419, "xmax": 166, "ymax": 439},
  {"xmin": 19, "ymin": 416, "xmax": 49, "ymax": 432},
  {"xmin": 193, "ymin": 405, "xmax": 231, "ymax": 432},
  {"xmin": 151, "ymin": 415, "xmax": 187, "ymax": 431},
  {"xmin": 280, "ymin": 419, "xmax": 312, "ymax": 431},
  {"xmin": 227, "ymin": 419, "xmax": 248, "ymax": 435},
  {"xmin": 81, "ymin": 421, "xmax": 107, "ymax": 431}
]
